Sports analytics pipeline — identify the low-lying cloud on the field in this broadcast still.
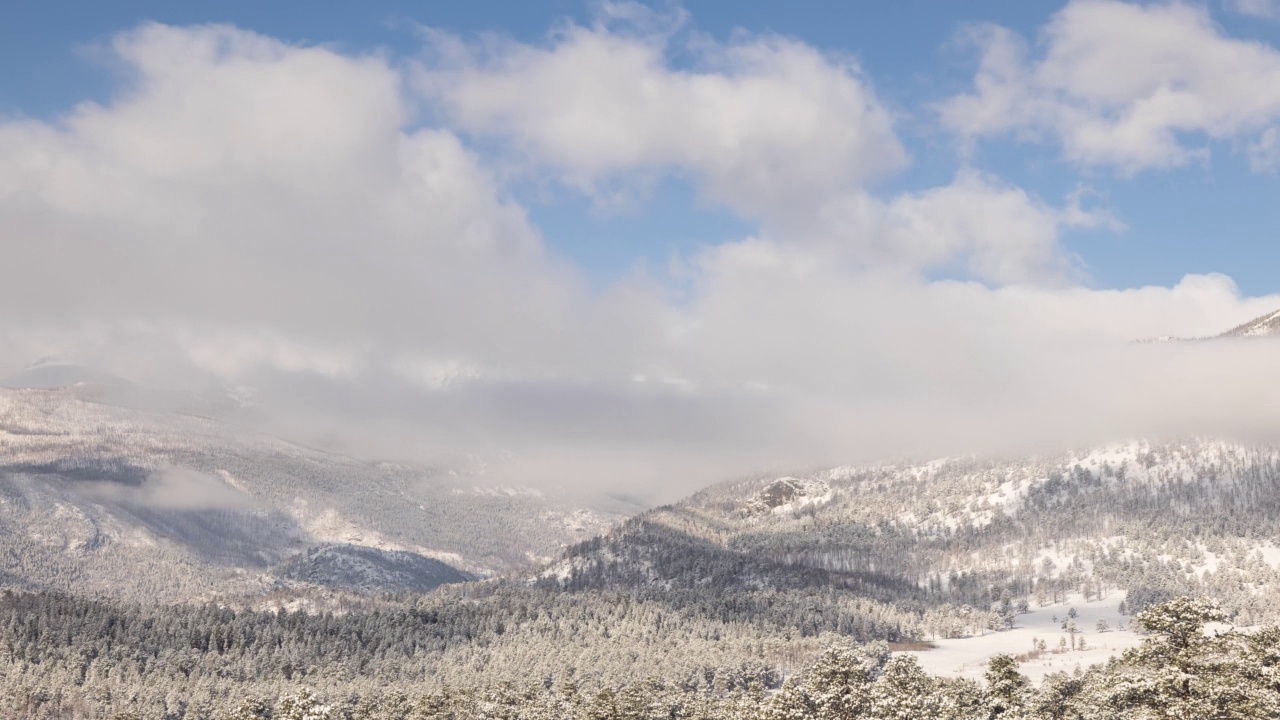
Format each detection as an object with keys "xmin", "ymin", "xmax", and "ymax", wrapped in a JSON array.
[
  {"xmin": 3, "ymin": 4, "xmax": 1280, "ymax": 501},
  {"xmin": 74, "ymin": 467, "xmax": 257, "ymax": 511}
]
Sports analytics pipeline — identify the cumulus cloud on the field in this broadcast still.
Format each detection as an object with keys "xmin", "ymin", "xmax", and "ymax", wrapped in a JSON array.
[
  {"xmin": 942, "ymin": 0, "xmax": 1280, "ymax": 173},
  {"xmin": 2, "ymin": 12, "xmax": 1280, "ymax": 500},
  {"xmin": 883, "ymin": 173, "xmax": 1082, "ymax": 284},
  {"xmin": 416, "ymin": 16, "xmax": 1102, "ymax": 284},
  {"xmin": 0, "ymin": 23, "xmax": 598, "ymax": 373},
  {"xmin": 415, "ymin": 13, "xmax": 906, "ymax": 230}
]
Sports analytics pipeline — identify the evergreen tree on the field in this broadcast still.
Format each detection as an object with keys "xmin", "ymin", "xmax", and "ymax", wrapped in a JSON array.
[{"xmin": 983, "ymin": 654, "xmax": 1028, "ymax": 719}]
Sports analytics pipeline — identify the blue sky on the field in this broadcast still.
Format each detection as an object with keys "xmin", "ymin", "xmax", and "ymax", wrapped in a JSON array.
[{"xmin": 5, "ymin": 0, "xmax": 1280, "ymax": 296}]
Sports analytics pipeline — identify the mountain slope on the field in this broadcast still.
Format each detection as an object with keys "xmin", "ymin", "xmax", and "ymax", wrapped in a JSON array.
[
  {"xmin": 548, "ymin": 440, "xmax": 1280, "ymax": 629},
  {"xmin": 1217, "ymin": 307, "xmax": 1280, "ymax": 338},
  {"xmin": 274, "ymin": 543, "xmax": 474, "ymax": 592},
  {"xmin": 0, "ymin": 387, "xmax": 640, "ymax": 600}
]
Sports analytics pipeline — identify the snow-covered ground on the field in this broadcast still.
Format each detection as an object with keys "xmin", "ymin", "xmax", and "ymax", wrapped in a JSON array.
[{"xmin": 904, "ymin": 592, "xmax": 1141, "ymax": 682}]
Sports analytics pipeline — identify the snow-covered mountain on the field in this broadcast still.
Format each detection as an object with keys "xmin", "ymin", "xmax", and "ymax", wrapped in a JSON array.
[
  {"xmin": 1134, "ymin": 305, "xmax": 1280, "ymax": 342},
  {"xmin": 546, "ymin": 439, "xmax": 1280, "ymax": 632},
  {"xmin": 1217, "ymin": 307, "xmax": 1280, "ymax": 338},
  {"xmin": 0, "ymin": 385, "xmax": 640, "ymax": 600}
]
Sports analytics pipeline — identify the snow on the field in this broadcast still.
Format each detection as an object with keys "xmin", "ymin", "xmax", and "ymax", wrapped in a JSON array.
[
  {"xmin": 1256, "ymin": 543, "xmax": 1280, "ymax": 569},
  {"xmin": 903, "ymin": 592, "xmax": 1140, "ymax": 683},
  {"xmin": 1075, "ymin": 442, "xmax": 1145, "ymax": 469}
]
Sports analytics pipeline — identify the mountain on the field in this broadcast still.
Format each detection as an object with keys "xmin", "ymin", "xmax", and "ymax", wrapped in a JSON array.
[
  {"xmin": 1137, "ymin": 306, "xmax": 1280, "ymax": 342},
  {"xmin": 545, "ymin": 440, "xmax": 1280, "ymax": 634},
  {"xmin": 0, "ymin": 386, "xmax": 641, "ymax": 600},
  {"xmin": 1217, "ymin": 307, "xmax": 1280, "ymax": 338}
]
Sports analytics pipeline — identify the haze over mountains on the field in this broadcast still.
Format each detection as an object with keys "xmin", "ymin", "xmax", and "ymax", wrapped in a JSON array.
[
  {"xmin": 7, "ymin": 315, "xmax": 1280, "ymax": 716},
  {"xmin": 0, "ymin": 303, "xmax": 1279, "ymax": 718},
  {"xmin": 0, "ymin": 372, "xmax": 643, "ymax": 600},
  {"xmin": 3, "ymin": 307, "xmax": 1280, "ymax": 608}
]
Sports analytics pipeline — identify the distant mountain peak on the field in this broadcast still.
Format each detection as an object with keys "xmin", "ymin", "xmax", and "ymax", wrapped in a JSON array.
[
  {"xmin": 1218, "ymin": 307, "xmax": 1280, "ymax": 338},
  {"xmin": 1134, "ymin": 307, "xmax": 1280, "ymax": 343}
]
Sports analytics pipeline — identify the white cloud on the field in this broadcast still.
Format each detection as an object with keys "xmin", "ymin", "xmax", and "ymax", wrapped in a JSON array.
[
  {"xmin": 941, "ymin": 0, "xmax": 1280, "ymax": 173},
  {"xmin": 3, "ymin": 17, "xmax": 1280, "ymax": 500},
  {"xmin": 884, "ymin": 173, "xmax": 1079, "ymax": 285},
  {"xmin": 415, "ymin": 16, "xmax": 907, "ymax": 228},
  {"xmin": 0, "ymin": 23, "xmax": 607, "ymax": 379},
  {"xmin": 668, "ymin": 245, "xmax": 1280, "ymax": 465},
  {"xmin": 781, "ymin": 171, "xmax": 1103, "ymax": 285},
  {"xmin": 416, "ymin": 16, "xmax": 1105, "ymax": 285}
]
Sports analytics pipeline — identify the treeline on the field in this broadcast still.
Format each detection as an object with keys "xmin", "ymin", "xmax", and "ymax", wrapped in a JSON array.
[
  {"xmin": 13, "ymin": 597, "xmax": 1280, "ymax": 719},
  {"xmin": 0, "ymin": 586, "xmax": 807, "ymax": 719}
]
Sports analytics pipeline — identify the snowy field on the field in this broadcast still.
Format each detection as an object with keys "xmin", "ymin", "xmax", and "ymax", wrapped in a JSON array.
[{"xmin": 903, "ymin": 592, "xmax": 1142, "ymax": 682}]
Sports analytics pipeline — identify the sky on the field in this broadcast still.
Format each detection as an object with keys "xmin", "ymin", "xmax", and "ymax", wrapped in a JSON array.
[{"xmin": 5, "ymin": 1, "xmax": 1280, "ymax": 498}]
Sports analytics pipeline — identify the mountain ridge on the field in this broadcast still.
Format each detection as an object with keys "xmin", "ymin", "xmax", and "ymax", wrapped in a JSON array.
[
  {"xmin": 0, "ymin": 386, "xmax": 640, "ymax": 600},
  {"xmin": 1137, "ymin": 305, "xmax": 1280, "ymax": 342}
]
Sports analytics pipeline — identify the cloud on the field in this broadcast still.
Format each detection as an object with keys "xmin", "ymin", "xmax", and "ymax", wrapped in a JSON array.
[
  {"xmin": 0, "ymin": 23, "xmax": 593, "ymax": 371},
  {"xmin": 941, "ymin": 0, "xmax": 1280, "ymax": 173},
  {"xmin": 1249, "ymin": 126, "xmax": 1280, "ymax": 171},
  {"xmin": 139, "ymin": 468, "xmax": 257, "ymax": 510},
  {"xmin": 415, "ymin": 15, "xmax": 906, "ymax": 230},
  {"xmin": 1226, "ymin": 0, "xmax": 1280, "ymax": 19},
  {"xmin": 2, "ymin": 16, "xmax": 1280, "ymax": 501},
  {"xmin": 883, "ymin": 172, "xmax": 1080, "ymax": 285},
  {"xmin": 416, "ymin": 16, "xmax": 1101, "ymax": 285},
  {"xmin": 74, "ymin": 467, "xmax": 256, "ymax": 511},
  {"xmin": 665, "ymin": 253, "xmax": 1280, "ymax": 464}
]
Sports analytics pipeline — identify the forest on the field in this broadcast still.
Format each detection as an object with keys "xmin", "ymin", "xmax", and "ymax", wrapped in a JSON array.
[{"xmin": 2, "ymin": 594, "xmax": 1276, "ymax": 719}]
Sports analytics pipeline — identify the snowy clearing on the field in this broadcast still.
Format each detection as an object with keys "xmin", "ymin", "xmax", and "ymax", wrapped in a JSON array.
[{"xmin": 903, "ymin": 592, "xmax": 1140, "ymax": 682}]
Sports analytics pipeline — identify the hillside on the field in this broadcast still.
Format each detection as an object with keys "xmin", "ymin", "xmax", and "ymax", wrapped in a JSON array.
[
  {"xmin": 1217, "ymin": 308, "xmax": 1280, "ymax": 338},
  {"xmin": 0, "ymin": 386, "xmax": 640, "ymax": 600},
  {"xmin": 540, "ymin": 439, "xmax": 1280, "ymax": 674}
]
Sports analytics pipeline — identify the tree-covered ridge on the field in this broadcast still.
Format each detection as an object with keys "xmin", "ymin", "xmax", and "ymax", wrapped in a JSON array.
[
  {"xmin": 552, "ymin": 440, "xmax": 1280, "ymax": 626},
  {"xmin": 7, "ymin": 596, "xmax": 1276, "ymax": 719}
]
